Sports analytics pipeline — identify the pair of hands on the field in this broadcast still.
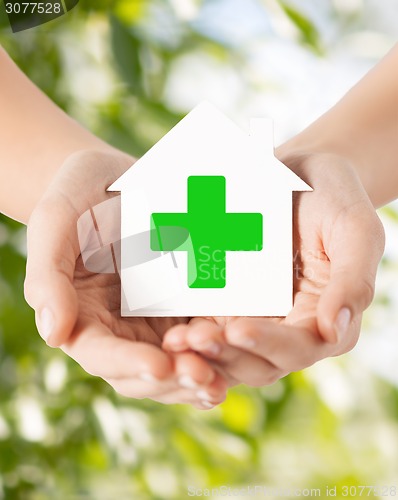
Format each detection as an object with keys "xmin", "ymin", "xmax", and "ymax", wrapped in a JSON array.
[{"xmin": 23, "ymin": 149, "xmax": 385, "ymax": 409}]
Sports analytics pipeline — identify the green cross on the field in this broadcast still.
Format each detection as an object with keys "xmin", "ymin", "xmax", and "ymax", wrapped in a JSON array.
[{"xmin": 150, "ymin": 176, "xmax": 263, "ymax": 288}]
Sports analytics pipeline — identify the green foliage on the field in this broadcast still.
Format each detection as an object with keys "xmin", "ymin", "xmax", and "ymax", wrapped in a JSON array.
[
  {"xmin": 110, "ymin": 15, "xmax": 144, "ymax": 95},
  {"xmin": 277, "ymin": 0, "xmax": 324, "ymax": 55},
  {"xmin": 1, "ymin": 1, "xmax": 398, "ymax": 498}
]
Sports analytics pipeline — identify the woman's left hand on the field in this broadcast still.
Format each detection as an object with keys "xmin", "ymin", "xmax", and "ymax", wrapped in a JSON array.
[{"xmin": 163, "ymin": 153, "xmax": 385, "ymax": 387}]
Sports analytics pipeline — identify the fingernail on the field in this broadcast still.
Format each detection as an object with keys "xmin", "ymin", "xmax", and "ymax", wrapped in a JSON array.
[
  {"xmin": 201, "ymin": 401, "xmax": 215, "ymax": 409},
  {"xmin": 178, "ymin": 375, "xmax": 199, "ymax": 389},
  {"xmin": 37, "ymin": 308, "xmax": 54, "ymax": 342},
  {"xmin": 235, "ymin": 337, "xmax": 256, "ymax": 348},
  {"xmin": 334, "ymin": 307, "xmax": 351, "ymax": 342},
  {"xmin": 196, "ymin": 390, "xmax": 213, "ymax": 401},
  {"xmin": 199, "ymin": 342, "xmax": 221, "ymax": 356},
  {"xmin": 163, "ymin": 342, "xmax": 185, "ymax": 352},
  {"xmin": 139, "ymin": 372, "xmax": 158, "ymax": 383}
]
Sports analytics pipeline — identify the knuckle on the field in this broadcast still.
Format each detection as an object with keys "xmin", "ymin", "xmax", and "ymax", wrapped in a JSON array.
[
  {"xmin": 338, "ymin": 339, "xmax": 357, "ymax": 355},
  {"xmin": 106, "ymin": 379, "xmax": 145, "ymax": 399},
  {"xmin": 364, "ymin": 211, "xmax": 386, "ymax": 258},
  {"xmin": 225, "ymin": 322, "xmax": 257, "ymax": 346},
  {"xmin": 248, "ymin": 368, "xmax": 284, "ymax": 387},
  {"xmin": 335, "ymin": 330, "xmax": 360, "ymax": 356},
  {"xmin": 374, "ymin": 216, "xmax": 386, "ymax": 256},
  {"xmin": 23, "ymin": 276, "xmax": 36, "ymax": 307},
  {"xmin": 294, "ymin": 351, "xmax": 319, "ymax": 370},
  {"xmin": 359, "ymin": 276, "xmax": 376, "ymax": 308},
  {"xmin": 113, "ymin": 387, "xmax": 138, "ymax": 399},
  {"xmin": 27, "ymin": 202, "xmax": 50, "ymax": 231}
]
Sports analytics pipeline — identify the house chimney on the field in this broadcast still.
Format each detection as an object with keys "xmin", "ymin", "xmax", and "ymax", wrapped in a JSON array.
[{"xmin": 249, "ymin": 118, "xmax": 275, "ymax": 158}]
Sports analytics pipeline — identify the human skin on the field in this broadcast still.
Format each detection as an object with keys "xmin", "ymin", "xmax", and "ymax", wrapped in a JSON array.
[
  {"xmin": 279, "ymin": 44, "xmax": 398, "ymax": 209},
  {"xmin": 0, "ymin": 47, "xmax": 115, "ymax": 222},
  {"xmin": 1, "ymin": 45, "xmax": 394, "ymax": 405},
  {"xmin": 0, "ymin": 47, "xmax": 227, "ymax": 409},
  {"xmin": 163, "ymin": 153, "xmax": 385, "ymax": 387},
  {"xmin": 162, "ymin": 45, "xmax": 398, "ymax": 387},
  {"xmin": 24, "ymin": 150, "xmax": 228, "ymax": 408}
]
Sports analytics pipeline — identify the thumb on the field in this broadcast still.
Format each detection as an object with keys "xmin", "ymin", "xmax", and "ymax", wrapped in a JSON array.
[
  {"xmin": 24, "ymin": 198, "xmax": 79, "ymax": 347},
  {"xmin": 317, "ymin": 208, "xmax": 385, "ymax": 343}
]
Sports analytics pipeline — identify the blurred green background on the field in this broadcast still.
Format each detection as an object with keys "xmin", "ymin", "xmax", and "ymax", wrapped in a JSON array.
[{"xmin": 1, "ymin": 1, "xmax": 398, "ymax": 498}]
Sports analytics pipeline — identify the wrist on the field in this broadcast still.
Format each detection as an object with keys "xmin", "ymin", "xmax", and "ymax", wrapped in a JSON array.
[
  {"xmin": 24, "ymin": 147, "xmax": 134, "ymax": 225},
  {"xmin": 276, "ymin": 141, "xmax": 379, "ymax": 207}
]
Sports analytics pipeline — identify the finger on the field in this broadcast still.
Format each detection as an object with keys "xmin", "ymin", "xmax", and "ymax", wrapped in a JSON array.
[
  {"xmin": 105, "ymin": 377, "xmax": 176, "ymax": 400},
  {"xmin": 184, "ymin": 319, "xmax": 284, "ymax": 387},
  {"xmin": 193, "ymin": 371, "xmax": 228, "ymax": 406},
  {"xmin": 317, "ymin": 206, "xmax": 385, "ymax": 343},
  {"xmin": 164, "ymin": 319, "xmax": 280, "ymax": 388},
  {"xmin": 109, "ymin": 370, "xmax": 228, "ymax": 409},
  {"xmin": 185, "ymin": 318, "xmax": 224, "ymax": 357},
  {"xmin": 173, "ymin": 351, "xmax": 217, "ymax": 388},
  {"xmin": 62, "ymin": 318, "xmax": 174, "ymax": 381},
  {"xmin": 162, "ymin": 323, "xmax": 191, "ymax": 352},
  {"xmin": 25, "ymin": 197, "xmax": 79, "ymax": 347},
  {"xmin": 224, "ymin": 317, "xmax": 334, "ymax": 372},
  {"xmin": 157, "ymin": 370, "xmax": 228, "ymax": 408}
]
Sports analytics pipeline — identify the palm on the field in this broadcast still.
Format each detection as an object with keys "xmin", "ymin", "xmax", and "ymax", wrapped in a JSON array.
[
  {"xmin": 26, "ymin": 151, "xmax": 383, "ymax": 398},
  {"xmin": 192, "ymin": 190, "xmax": 337, "ymax": 384},
  {"xmin": 284, "ymin": 190, "xmax": 331, "ymax": 330},
  {"xmin": 61, "ymin": 257, "xmax": 227, "ymax": 406},
  {"xmin": 73, "ymin": 257, "xmax": 186, "ymax": 347},
  {"xmin": 163, "ymin": 155, "xmax": 382, "ymax": 387},
  {"xmin": 26, "ymin": 151, "xmax": 228, "ymax": 407},
  {"xmin": 201, "ymin": 189, "xmax": 333, "ymax": 334}
]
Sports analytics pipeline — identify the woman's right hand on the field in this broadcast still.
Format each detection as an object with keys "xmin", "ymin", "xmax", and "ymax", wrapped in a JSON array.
[{"xmin": 24, "ymin": 149, "xmax": 228, "ymax": 409}]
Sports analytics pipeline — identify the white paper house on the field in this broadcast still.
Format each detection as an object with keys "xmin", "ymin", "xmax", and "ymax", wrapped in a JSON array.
[{"xmin": 108, "ymin": 102, "xmax": 312, "ymax": 317}]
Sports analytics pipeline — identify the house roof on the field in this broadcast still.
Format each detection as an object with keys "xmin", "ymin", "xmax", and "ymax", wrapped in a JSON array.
[{"xmin": 108, "ymin": 101, "xmax": 311, "ymax": 193}]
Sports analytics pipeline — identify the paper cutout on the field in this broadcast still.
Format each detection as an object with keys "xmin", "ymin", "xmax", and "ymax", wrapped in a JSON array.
[{"xmin": 108, "ymin": 101, "xmax": 312, "ymax": 317}]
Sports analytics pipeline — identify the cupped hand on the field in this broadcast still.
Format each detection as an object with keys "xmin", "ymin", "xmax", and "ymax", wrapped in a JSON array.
[
  {"xmin": 24, "ymin": 150, "xmax": 227, "ymax": 409},
  {"xmin": 163, "ymin": 153, "xmax": 385, "ymax": 387}
]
